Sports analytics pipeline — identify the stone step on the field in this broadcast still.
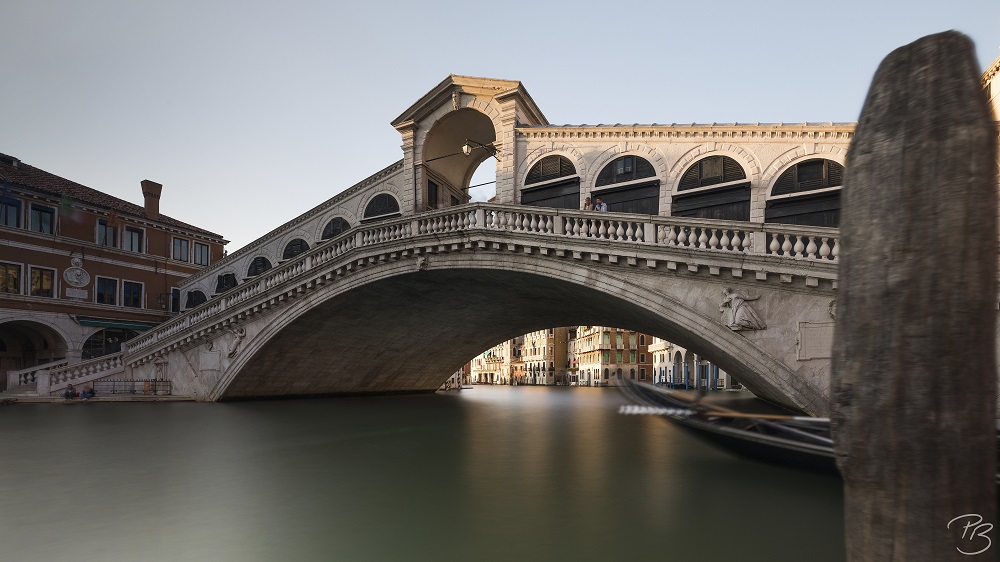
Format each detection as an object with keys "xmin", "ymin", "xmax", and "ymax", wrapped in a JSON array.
[{"xmin": 1, "ymin": 384, "xmax": 39, "ymax": 397}]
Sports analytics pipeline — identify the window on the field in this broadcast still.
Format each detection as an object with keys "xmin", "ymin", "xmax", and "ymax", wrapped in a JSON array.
[
  {"xmin": 640, "ymin": 353, "xmax": 646, "ymax": 363},
  {"xmin": 617, "ymin": 351, "xmax": 623, "ymax": 363},
  {"xmin": 678, "ymin": 156, "xmax": 746, "ymax": 190},
  {"xmin": 1, "ymin": 196, "xmax": 20, "ymax": 227},
  {"xmin": 124, "ymin": 227, "xmax": 144, "ymax": 253},
  {"xmin": 216, "ymin": 273, "xmax": 238, "ymax": 293},
  {"xmin": 29, "ymin": 267, "xmax": 55, "ymax": 297},
  {"xmin": 0, "ymin": 263, "xmax": 20, "ymax": 293},
  {"xmin": 526, "ymin": 155, "xmax": 576, "ymax": 185},
  {"xmin": 596, "ymin": 156, "xmax": 655, "ymax": 187},
  {"xmin": 97, "ymin": 219, "xmax": 116, "ymax": 247},
  {"xmin": 30, "ymin": 204, "xmax": 54, "ymax": 234},
  {"xmin": 194, "ymin": 242, "xmax": 210, "ymax": 266},
  {"xmin": 766, "ymin": 159, "xmax": 844, "ymax": 227},
  {"xmin": 186, "ymin": 290, "xmax": 208, "ymax": 308},
  {"xmin": 172, "ymin": 238, "xmax": 190, "ymax": 262},
  {"xmin": 122, "ymin": 281, "xmax": 143, "ymax": 308},
  {"xmin": 772, "ymin": 159, "xmax": 844, "ymax": 195},
  {"xmin": 602, "ymin": 351, "xmax": 610, "ymax": 363},
  {"xmin": 96, "ymin": 277, "xmax": 117, "ymax": 305},
  {"xmin": 283, "ymin": 239, "xmax": 309, "ymax": 260},
  {"xmin": 247, "ymin": 257, "xmax": 272, "ymax": 277},
  {"xmin": 639, "ymin": 335, "xmax": 645, "ymax": 345},
  {"xmin": 427, "ymin": 181, "xmax": 439, "ymax": 209},
  {"xmin": 363, "ymin": 194, "xmax": 400, "ymax": 220},
  {"xmin": 171, "ymin": 288, "xmax": 180, "ymax": 313},
  {"xmin": 630, "ymin": 351, "xmax": 636, "ymax": 363},
  {"xmin": 640, "ymin": 368, "xmax": 646, "ymax": 380},
  {"xmin": 321, "ymin": 217, "xmax": 350, "ymax": 240}
]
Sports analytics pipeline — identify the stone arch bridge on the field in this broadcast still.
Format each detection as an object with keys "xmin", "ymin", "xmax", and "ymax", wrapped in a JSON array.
[{"xmin": 117, "ymin": 204, "xmax": 840, "ymax": 415}]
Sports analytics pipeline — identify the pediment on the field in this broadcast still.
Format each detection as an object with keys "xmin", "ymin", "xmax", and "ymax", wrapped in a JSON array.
[{"xmin": 391, "ymin": 74, "xmax": 548, "ymax": 129}]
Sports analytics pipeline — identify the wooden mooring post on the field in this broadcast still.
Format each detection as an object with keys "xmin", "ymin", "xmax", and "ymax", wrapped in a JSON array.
[{"xmin": 831, "ymin": 31, "xmax": 998, "ymax": 560}]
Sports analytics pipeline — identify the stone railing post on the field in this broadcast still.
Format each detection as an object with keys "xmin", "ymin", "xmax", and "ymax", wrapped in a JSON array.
[{"xmin": 37, "ymin": 370, "xmax": 51, "ymax": 395}]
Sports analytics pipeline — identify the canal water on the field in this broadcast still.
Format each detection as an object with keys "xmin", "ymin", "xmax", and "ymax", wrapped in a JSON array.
[{"xmin": 0, "ymin": 386, "xmax": 844, "ymax": 561}]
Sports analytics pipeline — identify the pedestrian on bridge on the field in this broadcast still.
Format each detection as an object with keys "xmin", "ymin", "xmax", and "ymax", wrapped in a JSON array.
[
  {"xmin": 594, "ymin": 198, "xmax": 608, "ymax": 212},
  {"xmin": 582, "ymin": 197, "xmax": 593, "ymax": 211}
]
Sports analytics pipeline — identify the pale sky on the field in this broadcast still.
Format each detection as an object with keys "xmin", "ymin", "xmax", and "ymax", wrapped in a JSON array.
[{"xmin": 2, "ymin": 1, "xmax": 998, "ymax": 251}]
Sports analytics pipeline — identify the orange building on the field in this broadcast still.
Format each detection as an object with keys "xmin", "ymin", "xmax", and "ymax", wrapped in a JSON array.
[{"xmin": 0, "ymin": 153, "xmax": 227, "ymax": 388}]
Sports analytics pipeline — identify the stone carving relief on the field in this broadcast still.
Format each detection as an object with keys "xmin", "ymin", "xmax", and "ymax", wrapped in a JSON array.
[
  {"xmin": 63, "ymin": 257, "xmax": 91, "ymax": 288},
  {"xmin": 719, "ymin": 287, "xmax": 766, "ymax": 331},
  {"xmin": 829, "ymin": 299, "xmax": 837, "ymax": 319},
  {"xmin": 227, "ymin": 327, "xmax": 247, "ymax": 358}
]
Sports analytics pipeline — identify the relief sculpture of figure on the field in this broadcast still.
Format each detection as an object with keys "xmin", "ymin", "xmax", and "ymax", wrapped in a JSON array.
[
  {"xmin": 228, "ymin": 327, "xmax": 247, "ymax": 358},
  {"xmin": 719, "ymin": 287, "xmax": 766, "ymax": 331}
]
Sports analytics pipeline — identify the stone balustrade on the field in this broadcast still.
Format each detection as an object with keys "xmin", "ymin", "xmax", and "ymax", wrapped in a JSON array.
[
  {"xmin": 6, "ymin": 359, "xmax": 69, "ymax": 389},
  {"xmin": 44, "ymin": 353, "xmax": 125, "ymax": 395},
  {"xmin": 123, "ymin": 203, "xmax": 841, "ymax": 360}
]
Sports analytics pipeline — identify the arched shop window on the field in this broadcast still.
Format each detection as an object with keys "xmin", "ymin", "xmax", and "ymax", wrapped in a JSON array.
[
  {"xmin": 521, "ymin": 155, "xmax": 579, "ymax": 209},
  {"xmin": 186, "ymin": 290, "xmax": 207, "ymax": 308},
  {"xmin": 282, "ymin": 239, "xmax": 309, "ymax": 260},
  {"xmin": 247, "ymin": 257, "xmax": 272, "ymax": 277},
  {"xmin": 592, "ymin": 156, "xmax": 658, "ymax": 214},
  {"xmin": 363, "ymin": 194, "xmax": 400, "ymax": 221},
  {"xmin": 766, "ymin": 159, "xmax": 844, "ymax": 227},
  {"xmin": 321, "ymin": 217, "xmax": 351, "ymax": 240},
  {"xmin": 672, "ymin": 155, "xmax": 750, "ymax": 221},
  {"xmin": 215, "ymin": 273, "xmax": 238, "ymax": 294},
  {"xmin": 82, "ymin": 329, "xmax": 138, "ymax": 360}
]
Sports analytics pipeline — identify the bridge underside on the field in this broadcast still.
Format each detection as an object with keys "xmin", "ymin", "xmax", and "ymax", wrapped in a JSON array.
[{"xmin": 218, "ymin": 265, "xmax": 817, "ymax": 414}]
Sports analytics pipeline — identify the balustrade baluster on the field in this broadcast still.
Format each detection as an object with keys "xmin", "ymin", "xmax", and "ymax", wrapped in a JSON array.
[
  {"xmin": 770, "ymin": 234, "xmax": 782, "ymax": 255},
  {"xmin": 831, "ymin": 239, "xmax": 840, "ymax": 259},
  {"xmin": 806, "ymin": 237, "xmax": 818, "ymax": 259},
  {"xmin": 709, "ymin": 229, "xmax": 720, "ymax": 249},
  {"xmin": 721, "ymin": 230, "xmax": 731, "ymax": 250},
  {"xmin": 781, "ymin": 235, "xmax": 793, "ymax": 256},
  {"xmin": 677, "ymin": 228, "xmax": 688, "ymax": 246},
  {"xmin": 819, "ymin": 237, "xmax": 831, "ymax": 259},
  {"xmin": 598, "ymin": 221, "xmax": 607, "ymax": 238},
  {"xmin": 793, "ymin": 236, "xmax": 805, "ymax": 258},
  {"xmin": 626, "ymin": 222, "xmax": 634, "ymax": 240},
  {"xmin": 698, "ymin": 229, "xmax": 708, "ymax": 249},
  {"xmin": 615, "ymin": 222, "xmax": 625, "ymax": 239}
]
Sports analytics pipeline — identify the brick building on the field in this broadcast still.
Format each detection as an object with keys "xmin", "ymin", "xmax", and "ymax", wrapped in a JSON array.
[{"xmin": 0, "ymin": 153, "xmax": 227, "ymax": 388}]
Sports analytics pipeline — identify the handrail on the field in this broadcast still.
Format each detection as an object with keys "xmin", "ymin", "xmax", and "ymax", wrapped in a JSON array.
[{"xmin": 124, "ymin": 203, "xmax": 841, "ymax": 359}]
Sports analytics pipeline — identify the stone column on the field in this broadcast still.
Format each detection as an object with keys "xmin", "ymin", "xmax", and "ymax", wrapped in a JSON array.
[{"xmin": 831, "ymin": 31, "xmax": 997, "ymax": 560}]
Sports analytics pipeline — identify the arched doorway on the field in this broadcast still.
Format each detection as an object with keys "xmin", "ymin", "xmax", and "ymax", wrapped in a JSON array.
[{"xmin": 0, "ymin": 321, "xmax": 70, "ymax": 390}]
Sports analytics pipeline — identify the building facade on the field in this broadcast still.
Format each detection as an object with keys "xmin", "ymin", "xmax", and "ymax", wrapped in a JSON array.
[
  {"xmin": 0, "ymin": 153, "xmax": 227, "ymax": 389},
  {"xmin": 648, "ymin": 337, "xmax": 739, "ymax": 390},
  {"xmin": 520, "ymin": 327, "xmax": 570, "ymax": 385},
  {"xmin": 572, "ymin": 326, "xmax": 652, "ymax": 387}
]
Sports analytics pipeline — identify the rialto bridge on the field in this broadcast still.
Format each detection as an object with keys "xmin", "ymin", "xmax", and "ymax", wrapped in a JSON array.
[{"xmin": 11, "ymin": 72, "xmax": 997, "ymax": 416}]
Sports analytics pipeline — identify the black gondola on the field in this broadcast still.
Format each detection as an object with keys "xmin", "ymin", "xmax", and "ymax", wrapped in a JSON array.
[{"xmin": 621, "ymin": 380, "xmax": 1000, "ymax": 484}]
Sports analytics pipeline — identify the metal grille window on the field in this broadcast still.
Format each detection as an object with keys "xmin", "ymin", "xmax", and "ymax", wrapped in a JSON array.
[
  {"xmin": 282, "ymin": 239, "xmax": 309, "ymax": 260},
  {"xmin": 0, "ymin": 262, "xmax": 20, "ymax": 293},
  {"xmin": 525, "ymin": 155, "xmax": 576, "ymax": 185},
  {"xmin": 97, "ymin": 219, "xmax": 116, "ymax": 247},
  {"xmin": 247, "ymin": 257, "xmax": 272, "ymax": 277},
  {"xmin": 30, "ymin": 204, "xmax": 54, "ymax": 234},
  {"xmin": 194, "ymin": 242, "xmax": 210, "ymax": 266},
  {"xmin": 29, "ymin": 267, "xmax": 54, "ymax": 297},
  {"xmin": 595, "ymin": 156, "xmax": 655, "ymax": 186},
  {"xmin": 363, "ymin": 194, "xmax": 400, "ymax": 219},
  {"xmin": 172, "ymin": 238, "xmax": 190, "ymax": 262},
  {"xmin": 122, "ymin": 281, "xmax": 143, "ymax": 308},
  {"xmin": 96, "ymin": 277, "xmax": 117, "ymax": 305},
  {"xmin": 0, "ymin": 196, "xmax": 20, "ymax": 227},
  {"xmin": 321, "ymin": 218, "xmax": 350, "ymax": 240}
]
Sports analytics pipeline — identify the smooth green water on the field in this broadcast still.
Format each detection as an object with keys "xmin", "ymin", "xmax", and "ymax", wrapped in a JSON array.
[{"xmin": 0, "ymin": 386, "xmax": 844, "ymax": 561}]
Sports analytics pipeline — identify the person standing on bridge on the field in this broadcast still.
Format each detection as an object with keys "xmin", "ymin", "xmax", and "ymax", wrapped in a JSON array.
[
  {"xmin": 594, "ymin": 198, "xmax": 608, "ymax": 212},
  {"xmin": 582, "ymin": 197, "xmax": 593, "ymax": 211}
]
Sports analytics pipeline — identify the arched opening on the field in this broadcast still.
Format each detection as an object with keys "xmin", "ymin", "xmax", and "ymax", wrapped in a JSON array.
[
  {"xmin": 247, "ymin": 257, "xmax": 273, "ymax": 277},
  {"xmin": 0, "ymin": 320, "xmax": 69, "ymax": 389},
  {"xmin": 593, "ymin": 155, "xmax": 659, "ymax": 214},
  {"xmin": 468, "ymin": 159, "xmax": 497, "ymax": 203},
  {"xmin": 766, "ymin": 158, "xmax": 843, "ymax": 227},
  {"xmin": 321, "ymin": 217, "xmax": 351, "ymax": 240},
  {"xmin": 521, "ymin": 155, "xmax": 579, "ymax": 209},
  {"xmin": 672, "ymin": 155, "xmax": 750, "ymax": 221},
  {"xmin": 186, "ymin": 289, "xmax": 208, "ymax": 308},
  {"xmin": 421, "ymin": 108, "xmax": 497, "ymax": 209},
  {"xmin": 283, "ymin": 239, "xmax": 310, "ymax": 260},
  {"xmin": 362, "ymin": 194, "xmax": 401, "ymax": 222},
  {"xmin": 82, "ymin": 328, "xmax": 138, "ymax": 360}
]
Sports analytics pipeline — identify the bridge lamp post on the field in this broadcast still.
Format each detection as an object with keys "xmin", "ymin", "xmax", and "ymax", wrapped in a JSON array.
[{"xmin": 461, "ymin": 139, "xmax": 499, "ymax": 159}]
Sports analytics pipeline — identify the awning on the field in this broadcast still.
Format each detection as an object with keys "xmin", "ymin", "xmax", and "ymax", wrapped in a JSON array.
[{"xmin": 74, "ymin": 316, "xmax": 157, "ymax": 331}]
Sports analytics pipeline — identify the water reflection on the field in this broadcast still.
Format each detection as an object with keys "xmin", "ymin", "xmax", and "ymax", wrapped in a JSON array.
[{"xmin": 0, "ymin": 386, "xmax": 843, "ymax": 561}]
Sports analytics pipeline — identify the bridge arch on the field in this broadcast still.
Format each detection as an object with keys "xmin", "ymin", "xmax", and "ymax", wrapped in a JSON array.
[{"xmin": 207, "ymin": 250, "xmax": 827, "ymax": 415}]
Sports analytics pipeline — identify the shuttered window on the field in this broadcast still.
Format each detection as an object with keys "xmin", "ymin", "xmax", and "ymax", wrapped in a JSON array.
[
  {"xmin": 321, "ymin": 217, "xmax": 350, "ymax": 240},
  {"xmin": 678, "ymin": 156, "xmax": 746, "ymax": 190},
  {"xmin": 772, "ymin": 159, "xmax": 844, "ymax": 196},
  {"xmin": 526, "ymin": 155, "xmax": 576, "ymax": 185},
  {"xmin": 363, "ymin": 194, "xmax": 400, "ymax": 220},
  {"xmin": 596, "ymin": 156, "xmax": 656, "ymax": 187}
]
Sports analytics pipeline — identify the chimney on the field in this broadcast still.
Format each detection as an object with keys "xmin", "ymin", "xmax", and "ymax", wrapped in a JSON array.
[{"xmin": 141, "ymin": 180, "xmax": 162, "ymax": 220}]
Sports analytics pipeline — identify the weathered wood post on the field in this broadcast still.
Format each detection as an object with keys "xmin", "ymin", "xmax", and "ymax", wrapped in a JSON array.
[{"xmin": 831, "ymin": 31, "xmax": 997, "ymax": 560}]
